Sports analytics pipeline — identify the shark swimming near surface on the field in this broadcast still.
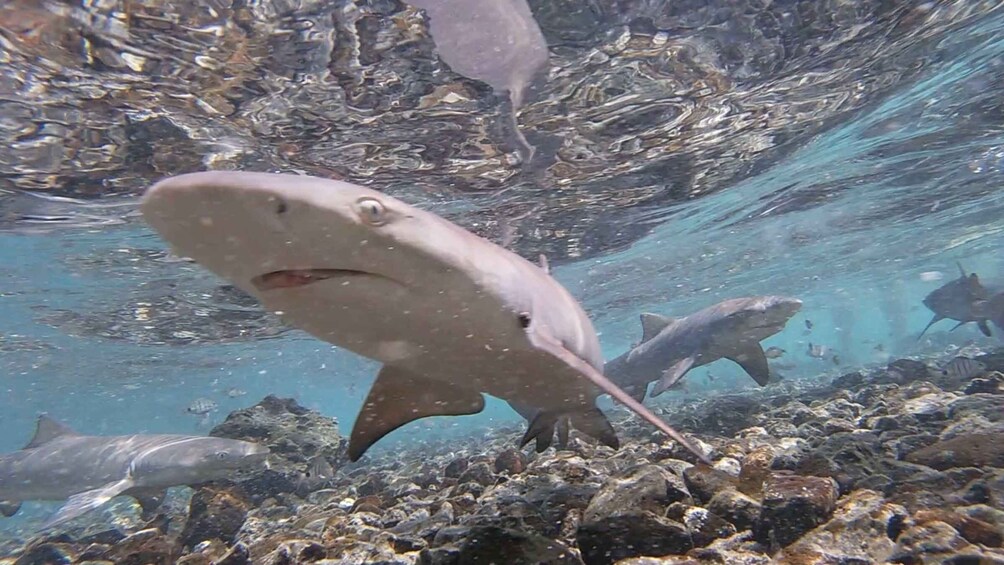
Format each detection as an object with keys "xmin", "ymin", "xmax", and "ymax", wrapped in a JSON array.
[
  {"xmin": 0, "ymin": 415, "xmax": 269, "ymax": 530},
  {"xmin": 140, "ymin": 171, "xmax": 710, "ymax": 463},
  {"xmin": 918, "ymin": 263, "xmax": 994, "ymax": 339}
]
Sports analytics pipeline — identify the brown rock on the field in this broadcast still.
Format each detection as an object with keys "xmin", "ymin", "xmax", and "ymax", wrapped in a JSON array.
[
  {"xmin": 682, "ymin": 465, "xmax": 739, "ymax": 505},
  {"xmin": 706, "ymin": 490, "xmax": 761, "ymax": 532},
  {"xmin": 494, "ymin": 448, "xmax": 528, "ymax": 475},
  {"xmin": 737, "ymin": 445, "xmax": 774, "ymax": 498},
  {"xmin": 180, "ymin": 485, "xmax": 251, "ymax": 547},
  {"xmin": 914, "ymin": 510, "xmax": 1003, "ymax": 547},
  {"xmin": 905, "ymin": 433, "xmax": 1004, "ymax": 470},
  {"xmin": 755, "ymin": 472, "xmax": 839, "ymax": 548},
  {"xmin": 890, "ymin": 521, "xmax": 971, "ymax": 563}
]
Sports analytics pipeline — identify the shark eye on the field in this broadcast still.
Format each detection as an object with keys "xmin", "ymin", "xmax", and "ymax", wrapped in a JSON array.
[
  {"xmin": 518, "ymin": 312, "xmax": 532, "ymax": 328},
  {"xmin": 356, "ymin": 198, "xmax": 387, "ymax": 226},
  {"xmin": 216, "ymin": 452, "xmax": 229, "ymax": 460}
]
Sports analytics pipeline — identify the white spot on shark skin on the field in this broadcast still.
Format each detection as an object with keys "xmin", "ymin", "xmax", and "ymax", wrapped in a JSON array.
[{"xmin": 377, "ymin": 340, "xmax": 420, "ymax": 362}]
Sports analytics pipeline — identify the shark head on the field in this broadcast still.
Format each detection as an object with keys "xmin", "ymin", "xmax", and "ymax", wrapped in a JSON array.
[
  {"xmin": 727, "ymin": 295, "xmax": 803, "ymax": 337},
  {"xmin": 922, "ymin": 265, "xmax": 988, "ymax": 321},
  {"xmin": 129, "ymin": 436, "xmax": 270, "ymax": 486},
  {"xmin": 140, "ymin": 171, "xmax": 558, "ymax": 365}
]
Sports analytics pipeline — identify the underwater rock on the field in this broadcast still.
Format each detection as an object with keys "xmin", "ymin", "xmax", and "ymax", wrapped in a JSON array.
[
  {"xmin": 210, "ymin": 395, "xmax": 344, "ymax": 498},
  {"xmin": 706, "ymin": 489, "xmax": 762, "ymax": 533},
  {"xmin": 179, "ymin": 485, "xmax": 251, "ymax": 548},
  {"xmin": 793, "ymin": 432, "xmax": 888, "ymax": 493},
  {"xmin": 905, "ymin": 432, "xmax": 1004, "ymax": 470},
  {"xmin": 886, "ymin": 359, "xmax": 932, "ymax": 382},
  {"xmin": 754, "ymin": 472, "xmax": 839, "ymax": 548},
  {"xmin": 583, "ymin": 465, "xmax": 691, "ymax": 523},
  {"xmin": 737, "ymin": 445, "xmax": 774, "ymax": 498},
  {"xmin": 964, "ymin": 372, "xmax": 1004, "ymax": 395},
  {"xmin": 493, "ymin": 448, "xmax": 528, "ymax": 475},
  {"xmin": 259, "ymin": 539, "xmax": 328, "ymax": 564},
  {"xmin": 776, "ymin": 489, "xmax": 908, "ymax": 563},
  {"xmin": 444, "ymin": 457, "xmax": 470, "ymax": 479},
  {"xmin": 913, "ymin": 510, "xmax": 1003, "ymax": 547},
  {"xmin": 456, "ymin": 462, "xmax": 495, "ymax": 487},
  {"xmin": 101, "ymin": 527, "xmax": 179, "ymax": 565},
  {"xmin": 12, "ymin": 543, "xmax": 76, "ymax": 565},
  {"xmin": 454, "ymin": 526, "xmax": 581, "ymax": 565},
  {"xmin": 888, "ymin": 520, "xmax": 971, "ymax": 563},
  {"xmin": 682, "ymin": 465, "xmax": 739, "ymax": 505},
  {"xmin": 576, "ymin": 512, "xmax": 692, "ymax": 565},
  {"xmin": 682, "ymin": 507, "xmax": 737, "ymax": 547}
]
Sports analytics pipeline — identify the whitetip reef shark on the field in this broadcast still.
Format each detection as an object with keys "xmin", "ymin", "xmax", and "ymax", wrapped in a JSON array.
[
  {"xmin": 0, "ymin": 416, "xmax": 269, "ymax": 530},
  {"xmin": 918, "ymin": 262, "xmax": 994, "ymax": 339},
  {"xmin": 510, "ymin": 296, "xmax": 802, "ymax": 446},
  {"xmin": 605, "ymin": 296, "xmax": 804, "ymax": 401},
  {"xmin": 140, "ymin": 171, "xmax": 710, "ymax": 463}
]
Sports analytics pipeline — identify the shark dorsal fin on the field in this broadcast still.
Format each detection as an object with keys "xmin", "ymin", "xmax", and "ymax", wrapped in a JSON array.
[
  {"xmin": 640, "ymin": 313, "xmax": 675, "ymax": 343},
  {"xmin": 26, "ymin": 415, "xmax": 78, "ymax": 449}
]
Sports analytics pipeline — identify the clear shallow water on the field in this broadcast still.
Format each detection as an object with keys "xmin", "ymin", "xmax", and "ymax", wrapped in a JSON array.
[{"xmin": 1, "ymin": 0, "xmax": 1004, "ymax": 543}]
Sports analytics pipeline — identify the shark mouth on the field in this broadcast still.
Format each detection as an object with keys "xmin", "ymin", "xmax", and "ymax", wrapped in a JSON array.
[{"xmin": 251, "ymin": 269, "xmax": 376, "ymax": 291}]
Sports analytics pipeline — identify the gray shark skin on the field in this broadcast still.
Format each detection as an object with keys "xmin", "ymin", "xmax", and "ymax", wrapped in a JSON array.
[
  {"xmin": 0, "ymin": 416, "xmax": 269, "ymax": 530},
  {"xmin": 606, "ymin": 296, "xmax": 803, "ymax": 402},
  {"xmin": 140, "ymin": 171, "xmax": 709, "ymax": 463},
  {"xmin": 919, "ymin": 263, "xmax": 993, "ymax": 339}
]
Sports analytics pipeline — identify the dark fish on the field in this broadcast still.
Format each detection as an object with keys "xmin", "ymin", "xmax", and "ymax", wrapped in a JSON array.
[
  {"xmin": 940, "ymin": 357, "xmax": 987, "ymax": 380},
  {"xmin": 295, "ymin": 456, "xmax": 335, "ymax": 495},
  {"xmin": 918, "ymin": 263, "xmax": 993, "ymax": 339},
  {"xmin": 831, "ymin": 355, "xmax": 841, "ymax": 366},
  {"xmin": 805, "ymin": 319, "xmax": 814, "ymax": 330}
]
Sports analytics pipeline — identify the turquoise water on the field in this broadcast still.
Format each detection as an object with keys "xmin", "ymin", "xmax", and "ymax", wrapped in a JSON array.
[{"xmin": 2, "ymin": 0, "xmax": 1004, "ymax": 546}]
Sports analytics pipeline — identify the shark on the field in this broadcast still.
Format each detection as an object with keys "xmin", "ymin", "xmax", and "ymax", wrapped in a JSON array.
[
  {"xmin": 508, "ymin": 296, "xmax": 802, "ymax": 447},
  {"xmin": 918, "ymin": 263, "xmax": 993, "ymax": 339},
  {"xmin": 140, "ymin": 171, "xmax": 710, "ymax": 463},
  {"xmin": 604, "ymin": 296, "xmax": 804, "ymax": 401},
  {"xmin": 0, "ymin": 415, "xmax": 269, "ymax": 529}
]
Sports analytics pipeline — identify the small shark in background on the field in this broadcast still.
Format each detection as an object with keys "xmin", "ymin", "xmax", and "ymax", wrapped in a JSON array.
[
  {"xmin": 918, "ymin": 263, "xmax": 994, "ymax": 339},
  {"xmin": 140, "ymin": 171, "xmax": 709, "ymax": 463},
  {"xmin": 0, "ymin": 416, "xmax": 269, "ymax": 530},
  {"xmin": 605, "ymin": 296, "xmax": 803, "ymax": 402}
]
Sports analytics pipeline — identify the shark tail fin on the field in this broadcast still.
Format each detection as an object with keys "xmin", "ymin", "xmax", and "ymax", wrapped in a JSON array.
[{"xmin": 0, "ymin": 501, "xmax": 21, "ymax": 518}]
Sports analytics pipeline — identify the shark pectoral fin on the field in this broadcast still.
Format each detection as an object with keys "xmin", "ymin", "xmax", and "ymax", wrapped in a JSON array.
[
  {"xmin": 525, "ymin": 328, "xmax": 710, "ymax": 465},
  {"xmin": 0, "ymin": 501, "xmax": 21, "ymax": 518},
  {"xmin": 130, "ymin": 488, "xmax": 167, "ymax": 521},
  {"xmin": 726, "ymin": 343, "xmax": 771, "ymax": 387},
  {"xmin": 568, "ymin": 406, "xmax": 618, "ymax": 450},
  {"xmin": 651, "ymin": 357, "xmax": 696, "ymax": 397},
  {"xmin": 348, "ymin": 365, "xmax": 486, "ymax": 462},
  {"xmin": 42, "ymin": 478, "xmax": 134, "ymax": 530},
  {"xmin": 917, "ymin": 314, "xmax": 943, "ymax": 341},
  {"xmin": 978, "ymin": 319, "xmax": 992, "ymax": 337}
]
